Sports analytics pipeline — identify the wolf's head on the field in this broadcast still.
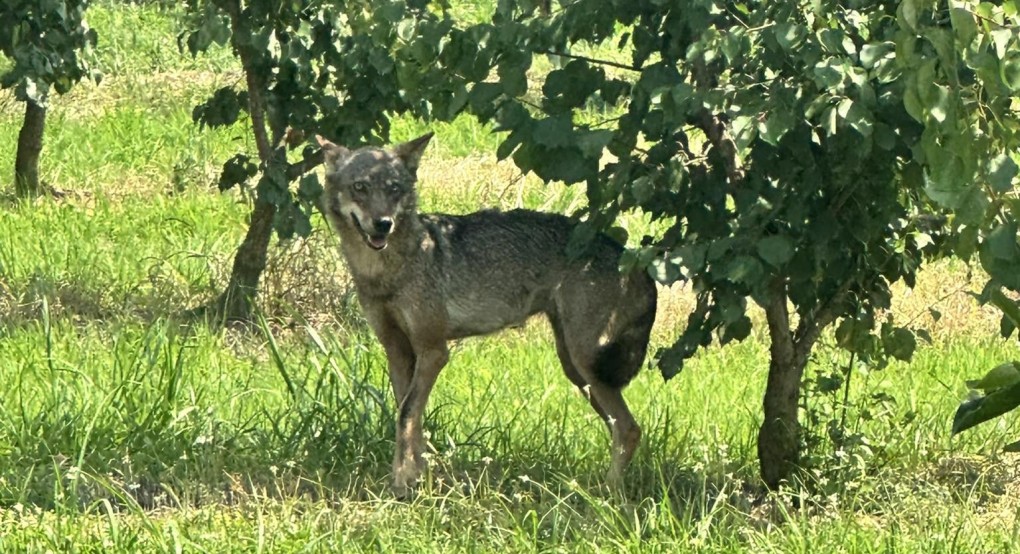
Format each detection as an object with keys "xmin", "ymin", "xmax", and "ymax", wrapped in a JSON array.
[{"xmin": 316, "ymin": 133, "xmax": 433, "ymax": 251}]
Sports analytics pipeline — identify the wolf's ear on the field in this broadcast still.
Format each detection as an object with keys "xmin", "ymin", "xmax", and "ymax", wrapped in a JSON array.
[
  {"xmin": 316, "ymin": 135, "xmax": 350, "ymax": 169},
  {"xmin": 393, "ymin": 132, "xmax": 434, "ymax": 175}
]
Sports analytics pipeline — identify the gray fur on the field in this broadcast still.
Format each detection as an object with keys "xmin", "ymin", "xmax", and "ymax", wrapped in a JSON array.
[{"xmin": 316, "ymin": 133, "xmax": 657, "ymax": 498}]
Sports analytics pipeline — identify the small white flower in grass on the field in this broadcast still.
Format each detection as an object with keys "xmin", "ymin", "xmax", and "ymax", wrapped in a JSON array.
[
  {"xmin": 519, "ymin": 474, "xmax": 531, "ymax": 483},
  {"xmin": 269, "ymin": 465, "xmax": 279, "ymax": 476},
  {"xmin": 481, "ymin": 456, "xmax": 493, "ymax": 465}
]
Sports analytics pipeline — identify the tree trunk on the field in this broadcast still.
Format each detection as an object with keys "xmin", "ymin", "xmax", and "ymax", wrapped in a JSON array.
[
  {"xmin": 14, "ymin": 101, "xmax": 46, "ymax": 197},
  {"xmin": 757, "ymin": 331, "xmax": 809, "ymax": 489},
  {"xmin": 217, "ymin": 199, "xmax": 277, "ymax": 321},
  {"xmin": 756, "ymin": 278, "xmax": 841, "ymax": 489},
  {"xmin": 213, "ymin": 0, "xmax": 283, "ymax": 322},
  {"xmin": 757, "ymin": 279, "xmax": 809, "ymax": 489}
]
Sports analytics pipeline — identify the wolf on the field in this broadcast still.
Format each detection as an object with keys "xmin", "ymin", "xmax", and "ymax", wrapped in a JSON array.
[{"xmin": 315, "ymin": 133, "xmax": 658, "ymax": 497}]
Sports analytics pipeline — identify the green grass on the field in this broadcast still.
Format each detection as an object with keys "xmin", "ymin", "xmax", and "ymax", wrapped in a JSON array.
[{"xmin": 1, "ymin": 2, "xmax": 1019, "ymax": 552}]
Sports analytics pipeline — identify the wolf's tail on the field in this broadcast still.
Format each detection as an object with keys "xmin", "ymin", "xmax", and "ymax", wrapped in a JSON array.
[{"xmin": 591, "ymin": 280, "xmax": 657, "ymax": 389}]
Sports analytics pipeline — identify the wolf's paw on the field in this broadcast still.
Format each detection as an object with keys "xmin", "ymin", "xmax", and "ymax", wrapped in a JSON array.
[
  {"xmin": 605, "ymin": 464, "xmax": 632, "ymax": 498},
  {"xmin": 391, "ymin": 461, "xmax": 422, "ymax": 500}
]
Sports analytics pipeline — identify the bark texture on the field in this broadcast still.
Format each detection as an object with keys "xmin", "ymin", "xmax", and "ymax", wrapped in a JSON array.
[{"xmin": 14, "ymin": 101, "xmax": 46, "ymax": 197}]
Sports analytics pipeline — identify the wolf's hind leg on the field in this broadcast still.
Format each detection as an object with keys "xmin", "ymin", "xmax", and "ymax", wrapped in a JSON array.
[
  {"xmin": 553, "ymin": 317, "xmax": 642, "ymax": 489},
  {"xmin": 584, "ymin": 382, "xmax": 641, "ymax": 488},
  {"xmin": 550, "ymin": 317, "xmax": 610, "ymax": 429}
]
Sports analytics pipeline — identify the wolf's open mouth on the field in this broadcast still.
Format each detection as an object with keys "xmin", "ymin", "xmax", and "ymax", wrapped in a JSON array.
[{"xmin": 351, "ymin": 213, "xmax": 389, "ymax": 251}]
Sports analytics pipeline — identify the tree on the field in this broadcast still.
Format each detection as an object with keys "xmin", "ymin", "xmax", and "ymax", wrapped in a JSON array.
[
  {"xmin": 919, "ymin": 0, "xmax": 1020, "ymax": 447},
  {"xmin": 461, "ymin": 0, "xmax": 999, "ymax": 488},
  {"xmin": 180, "ymin": 0, "xmax": 490, "ymax": 320},
  {"xmin": 0, "ymin": 0, "xmax": 99, "ymax": 197}
]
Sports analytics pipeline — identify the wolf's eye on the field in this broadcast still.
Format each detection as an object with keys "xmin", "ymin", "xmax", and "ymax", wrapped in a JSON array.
[
  {"xmin": 388, "ymin": 183, "xmax": 401, "ymax": 194},
  {"xmin": 352, "ymin": 182, "xmax": 367, "ymax": 193}
]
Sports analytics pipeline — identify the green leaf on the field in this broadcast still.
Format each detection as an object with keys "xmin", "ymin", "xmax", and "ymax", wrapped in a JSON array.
[
  {"xmin": 966, "ymin": 362, "xmax": 1020, "ymax": 392},
  {"xmin": 496, "ymin": 131, "xmax": 524, "ymax": 161},
  {"xmin": 576, "ymin": 129, "xmax": 614, "ymax": 158},
  {"xmin": 725, "ymin": 255, "xmax": 764, "ymax": 286},
  {"xmin": 953, "ymin": 380, "xmax": 1020, "ymax": 435},
  {"xmin": 836, "ymin": 317, "xmax": 871, "ymax": 351},
  {"xmin": 543, "ymin": 60, "xmax": 602, "ymax": 110},
  {"xmin": 218, "ymin": 154, "xmax": 257, "ymax": 192},
  {"xmin": 985, "ymin": 222, "xmax": 1018, "ymax": 260},
  {"xmin": 193, "ymin": 87, "xmax": 248, "ymax": 130},
  {"xmin": 818, "ymin": 29, "xmax": 853, "ymax": 54},
  {"xmin": 757, "ymin": 235, "xmax": 795, "ymax": 267},
  {"xmin": 494, "ymin": 101, "xmax": 529, "ymax": 132},
  {"xmin": 882, "ymin": 326, "xmax": 916, "ymax": 362},
  {"xmin": 376, "ymin": 1, "xmax": 405, "ymax": 22},
  {"xmin": 532, "ymin": 115, "xmax": 573, "ymax": 148},
  {"xmin": 497, "ymin": 52, "xmax": 530, "ymax": 97},
  {"xmin": 813, "ymin": 58, "xmax": 845, "ymax": 90},
  {"xmin": 898, "ymin": 0, "xmax": 919, "ymax": 31},
  {"xmin": 838, "ymin": 98, "xmax": 873, "ymax": 137},
  {"xmin": 980, "ymin": 225, "xmax": 1020, "ymax": 289},
  {"xmin": 758, "ymin": 107, "xmax": 793, "ymax": 146},
  {"xmin": 775, "ymin": 23, "xmax": 806, "ymax": 51},
  {"xmin": 990, "ymin": 287, "xmax": 1020, "ymax": 331},
  {"xmin": 468, "ymin": 82, "xmax": 503, "ymax": 120},
  {"xmin": 637, "ymin": 62, "xmax": 681, "ymax": 93},
  {"xmin": 1002, "ymin": 53, "xmax": 1020, "ymax": 91},
  {"xmin": 517, "ymin": 145, "xmax": 592, "ymax": 184},
  {"xmin": 992, "ymin": 29, "xmax": 1012, "ymax": 59},
  {"xmin": 987, "ymin": 153, "xmax": 1018, "ymax": 193},
  {"xmin": 902, "ymin": 85, "xmax": 923, "ymax": 123},
  {"xmin": 927, "ymin": 85, "xmax": 951, "ymax": 124},
  {"xmin": 1001, "ymin": 312, "xmax": 1016, "ymax": 340},
  {"xmin": 950, "ymin": 8, "xmax": 978, "ymax": 47},
  {"xmin": 297, "ymin": 174, "xmax": 322, "ymax": 203},
  {"xmin": 955, "ymin": 225, "xmax": 979, "ymax": 261},
  {"xmin": 860, "ymin": 42, "xmax": 894, "ymax": 69},
  {"xmin": 924, "ymin": 156, "xmax": 966, "ymax": 207},
  {"xmin": 649, "ymin": 256, "xmax": 682, "ymax": 284},
  {"xmin": 955, "ymin": 185, "xmax": 990, "ymax": 227},
  {"xmin": 721, "ymin": 315, "xmax": 752, "ymax": 344}
]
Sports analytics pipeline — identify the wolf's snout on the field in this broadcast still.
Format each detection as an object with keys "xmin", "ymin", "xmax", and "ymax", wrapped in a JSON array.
[{"xmin": 374, "ymin": 217, "xmax": 394, "ymax": 234}]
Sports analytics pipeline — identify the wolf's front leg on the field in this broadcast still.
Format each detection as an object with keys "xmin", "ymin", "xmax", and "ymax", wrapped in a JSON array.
[{"xmin": 392, "ymin": 344, "xmax": 449, "ymax": 499}]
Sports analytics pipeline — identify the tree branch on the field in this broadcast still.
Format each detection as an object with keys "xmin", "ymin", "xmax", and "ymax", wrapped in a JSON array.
[
  {"xmin": 689, "ymin": 62, "xmax": 744, "ymax": 185},
  {"xmin": 793, "ymin": 274, "xmax": 855, "ymax": 360},
  {"xmin": 694, "ymin": 109, "xmax": 745, "ymax": 185},
  {"xmin": 763, "ymin": 277, "xmax": 795, "ymax": 365},
  {"xmin": 286, "ymin": 150, "xmax": 324, "ymax": 180},
  {"xmin": 533, "ymin": 48, "xmax": 643, "ymax": 72},
  {"xmin": 225, "ymin": 0, "xmax": 274, "ymax": 166}
]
